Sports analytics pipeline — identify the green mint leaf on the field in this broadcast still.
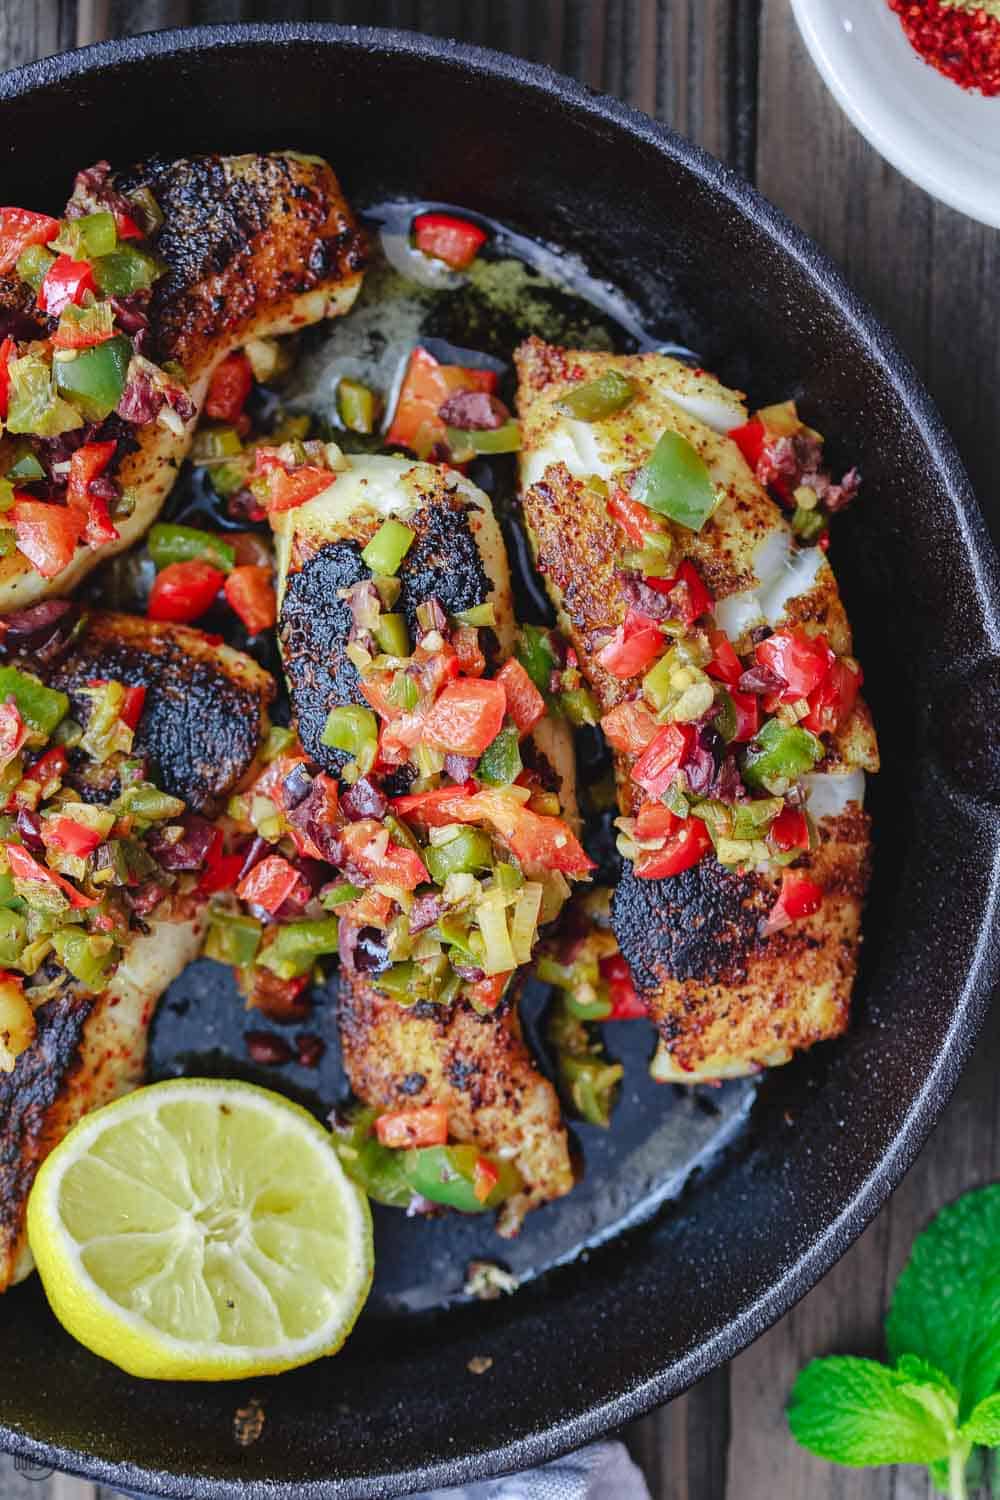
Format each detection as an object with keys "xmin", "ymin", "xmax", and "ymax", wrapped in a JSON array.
[
  {"xmin": 896, "ymin": 1354, "xmax": 959, "ymax": 1402},
  {"xmin": 887, "ymin": 1185, "xmax": 1000, "ymax": 1418},
  {"xmin": 961, "ymin": 1393, "xmax": 1000, "ymax": 1446},
  {"xmin": 788, "ymin": 1356, "xmax": 955, "ymax": 1466}
]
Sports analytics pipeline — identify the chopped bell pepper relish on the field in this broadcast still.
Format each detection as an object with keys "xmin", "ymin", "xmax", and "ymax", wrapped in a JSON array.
[
  {"xmin": 0, "ymin": 169, "xmax": 202, "ymax": 581},
  {"xmin": 888, "ymin": 1, "xmax": 1000, "ymax": 96},
  {"xmin": 0, "ymin": 663, "xmax": 225, "ymax": 1067},
  {"xmin": 557, "ymin": 381, "xmax": 864, "ymax": 934}
]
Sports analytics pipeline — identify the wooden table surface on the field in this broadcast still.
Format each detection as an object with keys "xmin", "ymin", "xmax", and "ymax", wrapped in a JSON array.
[{"xmin": 0, "ymin": 2, "xmax": 997, "ymax": 1497}]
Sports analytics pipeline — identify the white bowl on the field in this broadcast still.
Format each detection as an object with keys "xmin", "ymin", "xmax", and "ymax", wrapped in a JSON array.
[{"xmin": 791, "ymin": 0, "xmax": 1000, "ymax": 227}]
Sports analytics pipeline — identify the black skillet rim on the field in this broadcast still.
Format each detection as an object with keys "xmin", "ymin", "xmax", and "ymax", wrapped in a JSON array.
[{"xmin": 0, "ymin": 21, "xmax": 998, "ymax": 1498}]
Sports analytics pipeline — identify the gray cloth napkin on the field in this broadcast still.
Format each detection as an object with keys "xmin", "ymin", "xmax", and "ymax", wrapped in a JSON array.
[{"xmin": 414, "ymin": 1441, "xmax": 652, "ymax": 1500}]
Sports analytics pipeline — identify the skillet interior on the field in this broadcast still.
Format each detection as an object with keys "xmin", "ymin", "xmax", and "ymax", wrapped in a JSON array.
[{"xmin": 0, "ymin": 24, "xmax": 999, "ymax": 1500}]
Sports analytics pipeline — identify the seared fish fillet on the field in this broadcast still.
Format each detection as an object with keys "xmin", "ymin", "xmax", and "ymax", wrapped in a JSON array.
[
  {"xmin": 516, "ymin": 338, "xmax": 878, "ymax": 1082},
  {"xmin": 0, "ymin": 151, "xmax": 365, "ymax": 612},
  {"xmin": 1, "ymin": 914, "xmax": 206, "ymax": 1290},
  {"xmin": 0, "ymin": 615, "xmax": 273, "ymax": 1288},
  {"xmin": 271, "ymin": 455, "xmax": 575, "ymax": 1218},
  {"xmin": 46, "ymin": 611, "xmax": 275, "ymax": 814},
  {"xmin": 338, "ymin": 971, "xmax": 574, "ymax": 1235}
]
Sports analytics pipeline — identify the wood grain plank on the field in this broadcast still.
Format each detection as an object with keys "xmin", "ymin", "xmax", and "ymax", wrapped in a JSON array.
[
  {"xmin": 0, "ymin": 0, "xmax": 76, "ymax": 68},
  {"xmin": 733, "ymin": 9, "xmax": 1000, "ymax": 1495}
]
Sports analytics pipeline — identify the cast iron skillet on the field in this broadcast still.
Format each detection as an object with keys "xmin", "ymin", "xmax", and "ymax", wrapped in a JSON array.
[{"xmin": 1, "ymin": 23, "xmax": 999, "ymax": 1500}]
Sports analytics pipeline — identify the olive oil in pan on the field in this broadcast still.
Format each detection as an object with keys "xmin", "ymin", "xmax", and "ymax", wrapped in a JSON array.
[{"xmin": 144, "ymin": 204, "xmax": 757, "ymax": 1310}]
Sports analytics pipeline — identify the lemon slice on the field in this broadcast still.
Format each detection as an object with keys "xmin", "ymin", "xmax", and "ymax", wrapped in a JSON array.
[{"xmin": 27, "ymin": 1078, "xmax": 373, "ymax": 1381}]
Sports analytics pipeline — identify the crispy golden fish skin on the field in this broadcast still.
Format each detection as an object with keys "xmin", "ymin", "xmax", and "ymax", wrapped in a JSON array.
[
  {"xmin": 516, "ymin": 338, "xmax": 878, "ymax": 1081},
  {"xmin": 0, "ymin": 617, "xmax": 274, "ymax": 1290},
  {"xmin": 0, "ymin": 151, "xmax": 365, "ymax": 613},
  {"xmin": 338, "ymin": 971, "xmax": 575, "ymax": 1236},
  {"xmin": 271, "ymin": 454, "xmax": 576, "ymax": 1221}
]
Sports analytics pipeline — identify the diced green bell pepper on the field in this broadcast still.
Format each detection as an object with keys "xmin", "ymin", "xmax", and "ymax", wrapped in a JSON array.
[
  {"xmin": 446, "ymin": 421, "xmax": 521, "ymax": 458},
  {"xmin": 204, "ymin": 909, "xmax": 263, "ymax": 967},
  {"xmin": 258, "ymin": 917, "xmax": 340, "ymax": 980},
  {"xmin": 424, "ymin": 827, "xmax": 493, "ymax": 885},
  {"xmin": 53, "ymin": 335, "xmax": 131, "ymax": 421},
  {"xmin": 208, "ymin": 459, "xmax": 249, "ymax": 499},
  {"xmin": 15, "ymin": 244, "xmax": 55, "ymax": 291},
  {"xmin": 792, "ymin": 505, "xmax": 827, "ymax": 544},
  {"xmin": 476, "ymin": 724, "xmax": 522, "ymax": 787},
  {"xmin": 190, "ymin": 425, "xmax": 244, "ymax": 465},
  {"xmin": 558, "ymin": 1050, "xmax": 623, "ymax": 1127},
  {"xmin": 558, "ymin": 686, "xmax": 599, "ymax": 727},
  {"xmin": 58, "ymin": 211, "xmax": 118, "ymax": 260},
  {"xmin": 0, "ymin": 668, "xmax": 68, "ymax": 738},
  {"xmin": 147, "ymin": 522, "xmax": 235, "ymax": 574},
  {"xmin": 361, "ymin": 519, "xmax": 415, "ymax": 577},
  {"xmin": 516, "ymin": 624, "xmax": 557, "ymax": 696},
  {"xmin": 633, "ymin": 430, "xmax": 719, "ymax": 532},
  {"xmin": 333, "ymin": 1108, "xmax": 414, "ymax": 1209},
  {"xmin": 741, "ymin": 719, "xmax": 824, "ymax": 791},
  {"xmin": 115, "ymin": 783, "xmax": 186, "ymax": 821},
  {"xmin": 338, "ymin": 378, "xmax": 382, "ymax": 435},
  {"xmin": 92, "ymin": 246, "xmax": 162, "ymax": 296},
  {"xmin": 320, "ymin": 704, "xmax": 378, "ymax": 776},
  {"xmin": 402, "ymin": 1144, "xmax": 522, "ymax": 1213},
  {"xmin": 556, "ymin": 370, "xmax": 635, "ymax": 422},
  {"xmin": 321, "ymin": 880, "xmax": 363, "ymax": 909}
]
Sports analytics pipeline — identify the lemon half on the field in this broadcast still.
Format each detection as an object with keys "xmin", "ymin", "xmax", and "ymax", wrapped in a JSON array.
[{"xmin": 27, "ymin": 1077, "xmax": 373, "ymax": 1381}]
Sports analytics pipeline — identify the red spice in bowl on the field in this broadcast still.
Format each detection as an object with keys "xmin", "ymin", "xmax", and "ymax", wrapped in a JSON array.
[{"xmin": 889, "ymin": 1, "xmax": 1000, "ymax": 95}]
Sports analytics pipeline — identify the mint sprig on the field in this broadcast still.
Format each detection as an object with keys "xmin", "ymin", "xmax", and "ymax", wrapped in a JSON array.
[{"xmin": 787, "ymin": 1186, "xmax": 1000, "ymax": 1499}]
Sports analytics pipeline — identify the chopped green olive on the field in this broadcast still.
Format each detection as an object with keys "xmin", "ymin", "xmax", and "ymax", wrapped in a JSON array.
[
  {"xmin": 320, "ymin": 704, "xmax": 378, "ymax": 777},
  {"xmin": 424, "ymin": 827, "xmax": 493, "ymax": 885}
]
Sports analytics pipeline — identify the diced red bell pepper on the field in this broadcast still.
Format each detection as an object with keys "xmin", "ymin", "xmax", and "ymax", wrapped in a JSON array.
[
  {"xmin": 705, "ymin": 628, "xmax": 742, "ymax": 686},
  {"xmin": 761, "ymin": 872, "xmax": 824, "ymax": 936},
  {"xmin": 5, "ymin": 842, "xmax": 97, "ymax": 908},
  {"xmin": 375, "ymin": 1103, "xmax": 449, "ymax": 1149},
  {"xmin": 21, "ymin": 746, "xmax": 68, "ymax": 793},
  {"xmin": 631, "ymin": 722, "xmax": 695, "ymax": 799},
  {"xmin": 465, "ymin": 971, "xmax": 512, "ymax": 1011},
  {"xmin": 728, "ymin": 416, "xmax": 766, "ymax": 470},
  {"xmin": 148, "ymin": 559, "xmax": 225, "ymax": 623},
  {"xmin": 412, "ymin": 212, "xmax": 488, "ymax": 271},
  {"xmin": 597, "ymin": 609, "xmax": 665, "ymax": 680},
  {"xmin": 754, "ymin": 628, "xmax": 834, "ymax": 704},
  {"xmin": 599, "ymin": 952, "xmax": 647, "ymax": 1019},
  {"xmin": 644, "ymin": 560, "xmax": 714, "ymax": 626},
  {"xmin": 386, "ymin": 346, "xmax": 497, "ymax": 455},
  {"xmin": 205, "ymin": 353, "xmax": 253, "ymax": 424},
  {"xmin": 337, "ymin": 819, "xmax": 429, "ymax": 891},
  {"xmin": 497, "ymin": 658, "xmax": 546, "ymax": 736},
  {"xmin": 634, "ymin": 801, "xmax": 680, "ymax": 840},
  {"xmin": 262, "ymin": 461, "xmax": 334, "ymax": 514},
  {"xmin": 113, "ymin": 209, "xmax": 144, "ymax": 241},
  {"xmin": 0, "ymin": 337, "xmax": 16, "ymax": 422},
  {"xmin": 801, "ymin": 658, "xmax": 862, "ymax": 736},
  {"xmin": 0, "ymin": 702, "xmax": 26, "ymax": 773},
  {"xmin": 236, "ymin": 855, "xmax": 305, "ymax": 915},
  {"xmin": 600, "ymin": 700, "xmax": 659, "ymax": 755},
  {"xmin": 11, "ymin": 499, "xmax": 84, "ymax": 579},
  {"xmin": 472, "ymin": 1154, "xmax": 501, "ymax": 1203},
  {"xmin": 768, "ymin": 805, "xmax": 809, "ymax": 853},
  {"xmin": 633, "ymin": 815, "xmax": 711, "ymax": 879},
  {"xmin": 119, "ymin": 685, "xmax": 146, "ymax": 731},
  {"xmin": 223, "ymin": 564, "xmax": 276, "ymax": 636},
  {"xmin": 42, "ymin": 816, "xmax": 104, "ymax": 858},
  {"xmin": 391, "ymin": 781, "xmax": 475, "ymax": 828},
  {"xmin": 37, "ymin": 254, "xmax": 97, "ymax": 316},
  {"xmin": 423, "ymin": 678, "xmax": 507, "ymax": 757},
  {"xmin": 0, "ymin": 208, "xmax": 59, "ymax": 275},
  {"xmin": 67, "ymin": 441, "xmax": 117, "ymax": 509},
  {"xmin": 727, "ymin": 689, "xmax": 760, "ymax": 743},
  {"xmin": 197, "ymin": 829, "xmax": 245, "ymax": 896},
  {"xmin": 606, "ymin": 488, "xmax": 656, "ymax": 548}
]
